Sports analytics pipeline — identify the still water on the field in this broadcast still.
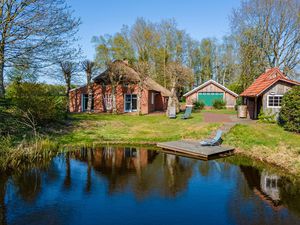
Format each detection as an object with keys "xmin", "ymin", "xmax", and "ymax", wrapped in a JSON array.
[{"xmin": 1, "ymin": 146, "xmax": 300, "ymax": 225}]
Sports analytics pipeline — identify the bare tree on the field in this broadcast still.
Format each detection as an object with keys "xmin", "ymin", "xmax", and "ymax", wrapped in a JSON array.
[
  {"xmin": 166, "ymin": 62, "xmax": 194, "ymax": 113},
  {"xmin": 59, "ymin": 61, "xmax": 77, "ymax": 113},
  {"xmin": 231, "ymin": 0, "xmax": 300, "ymax": 76},
  {"xmin": 0, "ymin": 0, "xmax": 80, "ymax": 98},
  {"xmin": 133, "ymin": 61, "xmax": 151, "ymax": 115},
  {"xmin": 82, "ymin": 60, "xmax": 96, "ymax": 113},
  {"xmin": 106, "ymin": 61, "xmax": 134, "ymax": 114}
]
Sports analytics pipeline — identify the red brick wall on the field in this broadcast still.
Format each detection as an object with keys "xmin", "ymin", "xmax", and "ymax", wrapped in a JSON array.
[
  {"xmin": 69, "ymin": 83, "xmax": 155, "ymax": 114},
  {"xmin": 147, "ymin": 91, "xmax": 167, "ymax": 113}
]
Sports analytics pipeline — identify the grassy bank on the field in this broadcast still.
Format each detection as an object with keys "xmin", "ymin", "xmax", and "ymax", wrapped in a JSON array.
[
  {"xmin": 58, "ymin": 113, "xmax": 221, "ymax": 146},
  {"xmin": 0, "ymin": 136, "xmax": 59, "ymax": 171},
  {"xmin": 2, "ymin": 111, "xmax": 300, "ymax": 176},
  {"xmin": 224, "ymin": 123, "xmax": 300, "ymax": 175}
]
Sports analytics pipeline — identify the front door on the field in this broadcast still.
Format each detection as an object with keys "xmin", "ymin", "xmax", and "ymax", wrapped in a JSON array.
[{"xmin": 124, "ymin": 94, "xmax": 137, "ymax": 112}]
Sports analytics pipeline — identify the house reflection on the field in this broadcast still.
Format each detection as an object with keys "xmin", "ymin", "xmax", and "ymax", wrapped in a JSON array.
[
  {"xmin": 69, "ymin": 146, "xmax": 194, "ymax": 198},
  {"xmin": 260, "ymin": 171, "xmax": 280, "ymax": 202},
  {"xmin": 240, "ymin": 166, "xmax": 282, "ymax": 210}
]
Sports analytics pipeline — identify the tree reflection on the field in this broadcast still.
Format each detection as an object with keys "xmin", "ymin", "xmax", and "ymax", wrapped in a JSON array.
[
  {"xmin": 12, "ymin": 169, "xmax": 42, "ymax": 202},
  {"xmin": 0, "ymin": 174, "xmax": 8, "ymax": 225},
  {"xmin": 68, "ymin": 146, "xmax": 196, "ymax": 198},
  {"xmin": 63, "ymin": 152, "xmax": 72, "ymax": 189}
]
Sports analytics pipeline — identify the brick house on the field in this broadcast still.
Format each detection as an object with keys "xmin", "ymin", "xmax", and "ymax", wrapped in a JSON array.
[
  {"xmin": 240, "ymin": 68, "xmax": 300, "ymax": 119},
  {"xmin": 183, "ymin": 79, "xmax": 238, "ymax": 108},
  {"xmin": 69, "ymin": 60, "xmax": 171, "ymax": 114}
]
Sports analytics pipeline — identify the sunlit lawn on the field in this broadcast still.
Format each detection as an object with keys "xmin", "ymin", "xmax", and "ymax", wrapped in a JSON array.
[{"xmin": 58, "ymin": 112, "xmax": 221, "ymax": 146}]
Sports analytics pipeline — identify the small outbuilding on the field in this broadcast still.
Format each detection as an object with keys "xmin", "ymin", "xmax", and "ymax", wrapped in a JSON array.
[
  {"xmin": 240, "ymin": 67, "xmax": 300, "ymax": 119},
  {"xmin": 183, "ymin": 79, "xmax": 238, "ymax": 108}
]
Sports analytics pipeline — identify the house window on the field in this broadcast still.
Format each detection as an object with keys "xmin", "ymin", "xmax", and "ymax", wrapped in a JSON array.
[
  {"xmin": 124, "ymin": 94, "xmax": 137, "ymax": 112},
  {"xmin": 82, "ymin": 94, "xmax": 94, "ymax": 112},
  {"xmin": 104, "ymin": 94, "xmax": 112, "ymax": 110},
  {"xmin": 124, "ymin": 147, "xmax": 137, "ymax": 158},
  {"xmin": 267, "ymin": 95, "xmax": 283, "ymax": 108}
]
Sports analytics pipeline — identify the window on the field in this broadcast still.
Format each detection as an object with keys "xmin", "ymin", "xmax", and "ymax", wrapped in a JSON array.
[
  {"xmin": 124, "ymin": 147, "xmax": 137, "ymax": 158},
  {"xmin": 267, "ymin": 95, "xmax": 283, "ymax": 108},
  {"xmin": 104, "ymin": 94, "xmax": 112, "ymax": 110},
  {"xmin": 82, "ymin": 94, "xmax": 94, "ymax": 112},
  {"xmin": 124, "ymin": 94, "xmax": 137, "ymax": 112}
]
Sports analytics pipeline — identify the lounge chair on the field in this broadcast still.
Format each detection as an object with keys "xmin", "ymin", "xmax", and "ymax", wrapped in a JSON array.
[
  {"xmin": 200, "ymin": 130, "xmax": 223, "ymax": 146},
  {"xmin": 181, "ymin": 106, "xmax": 192, "ymax": 119}
]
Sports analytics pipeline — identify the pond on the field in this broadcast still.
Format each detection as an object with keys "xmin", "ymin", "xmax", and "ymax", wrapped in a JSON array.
[{"xmin": 1, "ymin": 146, "xmax": 300, "ymax": 225}]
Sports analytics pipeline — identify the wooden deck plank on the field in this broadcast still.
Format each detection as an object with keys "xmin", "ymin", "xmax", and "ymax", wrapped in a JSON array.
[{"xmin": 157, "ymin": 140, "xmax": 234, "ymax": 159}]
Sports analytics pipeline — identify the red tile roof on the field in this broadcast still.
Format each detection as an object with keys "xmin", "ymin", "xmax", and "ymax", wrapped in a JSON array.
[{"xmin": 240, "ymin": 67, "xmax": 300, "ymax": 97}]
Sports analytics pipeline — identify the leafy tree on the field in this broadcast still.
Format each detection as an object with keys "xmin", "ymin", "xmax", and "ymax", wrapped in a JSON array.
[
  {"xmin": 237, "ymin": 29, "xmax": 267, "ymax": 90},
  {"xmin": 199, "ymin": 38, "xmax": 216, "ymax": 83},
  {"xmin": 215, "ymin": 36, "xmax": 239, "ymax": 86},
  {"xmin": 131, "ymin": 17, "xmax": 160, "ymax": 62},
  {"xmin": 279, "ymin": 86, "xmax": 300, "ymax": 133}
]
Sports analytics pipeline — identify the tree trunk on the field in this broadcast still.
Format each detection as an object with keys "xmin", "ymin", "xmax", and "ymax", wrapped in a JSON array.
[
  {"xmin": 111, "ymin": 85, "xmax": 117, "ymax": 114},
  {"xmin": 137, "ymin": 82, "xmax": 143, "ymax": 115},
  {"xmin": 222, "ymin": 69, "xmax": 226, "ymax": 86},
  {"xmin": 87, "ymin": 80, "xmax": 93, "ymax": 113},
  {"xmin": 0, "ymin": 46, "xmax": 5, "ymax": 98},
  {"xmin": 167, "ymin": 80, "xmax": 179, "ymax": 115},
  {"xmin": 65, "ymin": 77, "xmax": 71, "ymax": 113}
]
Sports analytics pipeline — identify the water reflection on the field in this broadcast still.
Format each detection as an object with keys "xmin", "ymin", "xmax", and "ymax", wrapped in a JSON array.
[
  {"xmin": 0, "ymin": 147, "xmax": 300, "ymax": 225},
  {"xmin": 69, "ymin": 147, "xmax": 194, "ymax": 198}
]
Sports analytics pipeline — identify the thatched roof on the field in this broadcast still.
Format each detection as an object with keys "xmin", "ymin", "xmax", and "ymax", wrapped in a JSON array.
[
  {"xmin": 93, "ymin": 60, "xmax": 171, "ymax": 97},
  {"xmin": 93, "ymin": 60, "xmax": 140, "ymax": 83}
]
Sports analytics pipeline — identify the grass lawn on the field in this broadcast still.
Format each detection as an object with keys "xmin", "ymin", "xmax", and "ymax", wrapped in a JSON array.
[
  {"xmin": 58, "ymin": 112, "xmax": 221, "ymax": 146},
  {"xmin": 224, "ymin": 123, "xmax": 300, "ymax": 174}
]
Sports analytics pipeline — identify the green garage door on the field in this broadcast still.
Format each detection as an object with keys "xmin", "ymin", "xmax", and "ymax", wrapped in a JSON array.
[{"xmin": 198, "ymin": 92, "xmax": 224, "ymax": 106}]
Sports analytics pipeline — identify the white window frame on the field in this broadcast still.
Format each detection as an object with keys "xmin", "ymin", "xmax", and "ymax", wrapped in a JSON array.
[
  {"xmin": 124, "ymin": 94, "xmax": 138, "ymax": 112},
  {"xmin": 267, "ymin": 95, "xmax": 283, "ymax": 108}
]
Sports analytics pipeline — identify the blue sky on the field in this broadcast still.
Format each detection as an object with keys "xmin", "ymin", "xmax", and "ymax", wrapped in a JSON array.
[{"xmin": 67, "ymin": 0, "xmax": 241, "ymax": 60}]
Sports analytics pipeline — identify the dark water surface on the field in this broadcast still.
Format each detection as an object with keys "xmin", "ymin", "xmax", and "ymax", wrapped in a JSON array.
[{"xmin": 1, "ymin": 146, "xmax": 300, "ymax": 225}]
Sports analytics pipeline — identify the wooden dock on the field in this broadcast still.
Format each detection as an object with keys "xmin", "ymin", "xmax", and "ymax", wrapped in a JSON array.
[{"xmin": 157, "ymin": 140, "xmax": 234, "ymax": 160}]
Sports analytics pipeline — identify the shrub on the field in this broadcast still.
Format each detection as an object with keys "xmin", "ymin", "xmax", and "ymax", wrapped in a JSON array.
[
  {"xmin": 279, "ymin": 86, "xmax": 300, "ymax": 133},
  {"xmin": 258, "ymin": 109, "xmax": 276, "ymax": 123},
  {"xmin": 213, "ymin": 99, "xmax": 226, "ymax": 109},
  {"xmin": 234, "ymin": 97, "xmax": 243, "ymax": 111},
  {"xmin": 227, "ymin": 82, "xmax": 244, "ymax": 95},
  {"xmin": 193, "ymin": 100, "xmax": 205, "ymax": 110},
  {"xmin": 6, "ymin": 81, "xmax": 67, "ymax": 126}
]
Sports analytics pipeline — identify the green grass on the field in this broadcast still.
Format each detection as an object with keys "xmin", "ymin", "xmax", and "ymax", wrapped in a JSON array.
[
  {"xmin": 224, "ymin": 123, "xmax": 300, "ymax": 175},
  {"xmin": 58, "ymin": 112, "xmax": 221, "ymax": 146}
]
